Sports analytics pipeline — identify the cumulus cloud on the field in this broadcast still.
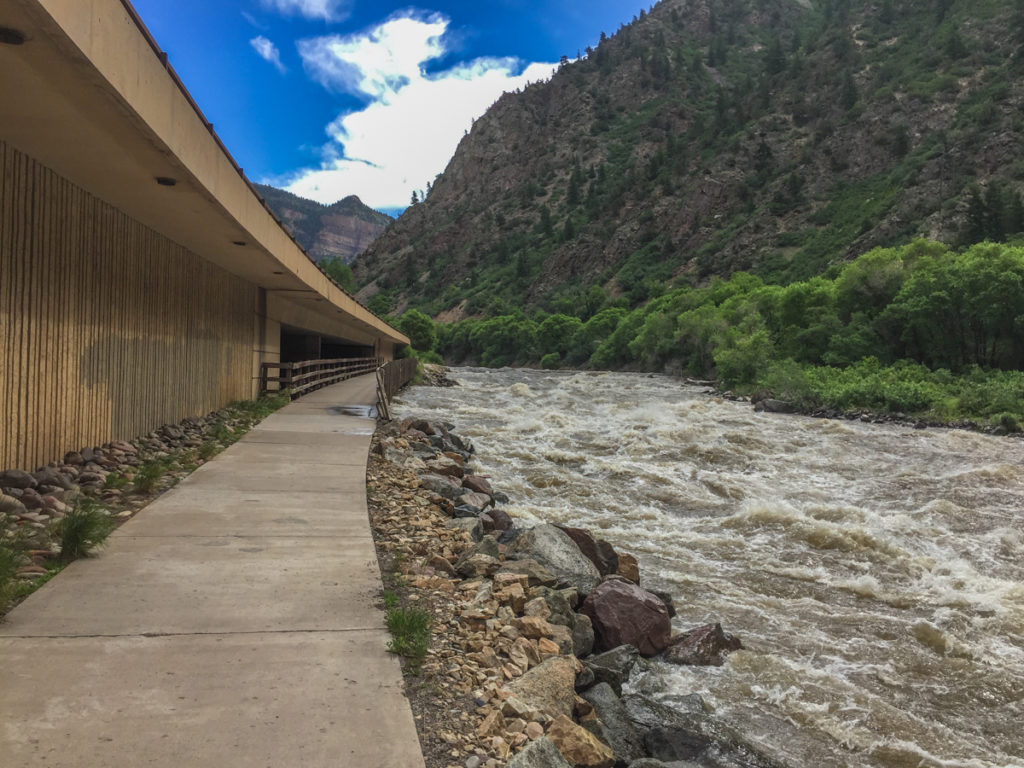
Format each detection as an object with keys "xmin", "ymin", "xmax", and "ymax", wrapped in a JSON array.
[
  {"xmin": 281, "ymin": 13, "xmax": 556, "ymax": 211},
  {"xmin": 250, "ymin": 36, "xmax": 286, "ymax": 74},
  {"xmin": 260, "ymin": 0, "xmax": 351, "ymax": 23}
]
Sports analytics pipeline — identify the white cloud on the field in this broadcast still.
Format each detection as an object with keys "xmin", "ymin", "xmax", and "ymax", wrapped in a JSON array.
[
  {"xmin": 280, "ymin": 13, "xmax": 556, "ymax": 211},
  {"xmin": 260, "ymin": 0, "xmax": 351, "ymax": 22},
  {"xmin": 250, "ymin": 36, "xmax": 286, "ymax": 74}
]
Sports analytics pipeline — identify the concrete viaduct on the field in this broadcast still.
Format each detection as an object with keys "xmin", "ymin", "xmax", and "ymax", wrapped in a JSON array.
[{"xmin": 0, "ymin": 0, "xmax": 409, "ymax": 471}]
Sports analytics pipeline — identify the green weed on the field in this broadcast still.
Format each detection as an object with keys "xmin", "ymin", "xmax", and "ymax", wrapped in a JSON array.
[
  {"xmin": 55, "ymin": 498, "xmax": 116, "ymax": 563},
  {"xmin": 385, "ymin": 605, "xmax": 432, "ymax": 674},
  {"xmin": 133, "ymin": 460, "xmax": 167, "ymax": 494}
]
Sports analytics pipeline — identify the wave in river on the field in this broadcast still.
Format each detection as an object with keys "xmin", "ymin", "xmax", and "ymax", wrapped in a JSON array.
[{"xmin": 394, "ymin": 368, "xmax": 1024, "ymax": 768}]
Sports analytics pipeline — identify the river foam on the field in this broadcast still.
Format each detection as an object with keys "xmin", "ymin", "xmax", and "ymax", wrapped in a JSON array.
[{"xmin": 395, "ymin": 368, "xmax": 1024, "ymax": 768}]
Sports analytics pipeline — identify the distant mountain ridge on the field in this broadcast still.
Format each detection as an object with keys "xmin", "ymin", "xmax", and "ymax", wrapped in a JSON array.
[
  {"xmin": 353, "ymin": 0, "xmax": 1024, "ymax": 318},
  {"xmin": 255, "ymin": 184, "xmax": 392, "ymax": 264}
]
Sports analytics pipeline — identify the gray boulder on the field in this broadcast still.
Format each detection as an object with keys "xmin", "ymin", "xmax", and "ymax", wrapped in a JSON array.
[
  {"xmin": 497, "ymin": 558, "xmax": 558, "ymax": 588},
  {"xmin": 572, "ymin": 612, "xmax": 595, "ymax": 657},
  {"xmin": 754, "ymin": 399, "xmax": 795, "ymax": 414},
  {"xmin": 505, "ymin": 736, "xmax": 572, "ymax": 768},
  {"xmin": 581, "ymin": 683, "xmax": 645, "ymax": 765},
  {"xmin": 0, "ymin": 469, "xmax": 37, "ymax": 490},
  {"xmin": 417, "ymin": 473, "xmax": 464, "ymax": 500},
  {"xmin": 445, "ymin": 517, "xmax": 483, "ymax": 542},
  {"xmin": 507, "ymin": 524, "xmax": 601, "ymax": 594},
  {"xmin": 583, "ymin": 645, "xmax": 643, "ymax": 697}
]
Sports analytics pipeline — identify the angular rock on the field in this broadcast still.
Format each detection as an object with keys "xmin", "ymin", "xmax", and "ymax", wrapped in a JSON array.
[
  {"xmin": 503, "ymin": 656, "xmax": 580, "ymax": 721},
  {"xmin": 507, "ymin": 524, "xmax": 601, "ymax": 594},
  {"xmin": 555, "ymin": 525, "xmax": 619, "ymax": 576},
  {"xmin": 20, "ymin": 489, "xmax": 44, "ymax": 510},
  {"xmin": 754, "ymin": 398, "xmax": 796, "ymax": 414},
  {"xmin": 456, "ymin": 553, "xmax": 501, "ymax": 579},
  {"xmin": 581, "ymin": 580, "xmax": 672, "ymax": 657},
  {"xmin": 662, "ymin": 623, "xmax": 742, "ymax": 667},
  {"xmin": 0, "ymin": 493, "xmax": 27, "ymax": 515},
  {"xmin": 643, "ymin": 728, "xmax": 711, "ymax": 763},
  {"xmin": 651, "ymin": 590, "xmax": 677, "ymax": 618},
  {"xmin": 485, "ymin": 508, "xmax": 515, "ymax": 532},
  {"xmin": 580, "ymin": 683, "xmax": 645, "ymax": 766},
  {"xmin": 479, "ymin": 511, "xmax": 514, "ymax": 533},
  {"xmin": 547, "ymin": 715, "xmax": 615, "ymax": 768},
  {"xmin": 0, "ymin": 469, "xmax": 37, "ymax": 490},
  {"xmin": 459, "ymin": 491, "xmax": 493, "ymax": 511},
  {"xmin": 530, "ymin": 585, "xmax": 575, "ymax": 628},
  {"xmin": 505, "ymin": 736, "xmax": 572, "ymax": 768},
  {"xmin": 462, "ymin": 474, "xmax": 494, "ymax": 495},
  {"xmin": 574, "ymin": 665, "xmax": 596, "ymax": 692},
  {"xmin": 425, "ymin": 456, "xmax": 465, "ymax": 478},
  {"xmin": 497, "ymin": 558, "xmax": 558, "ymax": 588},
  {"xmin": 572, "ymin": 612, "xmax": 595, "ymax": 657},
  {"xmin": 445, "ymin": 517, "xmax": 483, "ymax": 542},
  {"xmin": 620, "ymin": 694, "xmax": 773, "ymax": 768},
  {"xmin": 616, "ymin": 553, "xmax": 640, "ymax": 584},
  {"xmin": 425, "ymin": 554, "xmax": 456, "ymax": 577},
  {"xmin": 583, "ymin": 646, "xmax": 642, "ymax": 697},
  {"xmin": 383, "ymin": 446, "xmax": 427, "ymax": 471},
  {"xmin": 417, "ymin": 473, "xmax": 464, "ymax": 500}
]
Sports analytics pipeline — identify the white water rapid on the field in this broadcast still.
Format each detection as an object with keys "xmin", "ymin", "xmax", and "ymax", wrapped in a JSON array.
[{"xmin": 393, "ymin": 367, "xmax": 1024, "ymax": 768}]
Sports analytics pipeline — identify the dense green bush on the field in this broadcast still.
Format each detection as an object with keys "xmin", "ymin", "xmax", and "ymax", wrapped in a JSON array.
[
  {"xmin": 430, "ymin": 239, "xmax": 1024, "ymax": 425},
  {"xmin": 398, "ymin": 309, "xmax": 437, "ymax": 353}
]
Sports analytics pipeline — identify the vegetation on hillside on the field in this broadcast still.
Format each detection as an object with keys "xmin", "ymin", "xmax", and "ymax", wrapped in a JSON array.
[{"xmin": 356, "ymin": 0, "xmax": 1024, "ymax": 319}]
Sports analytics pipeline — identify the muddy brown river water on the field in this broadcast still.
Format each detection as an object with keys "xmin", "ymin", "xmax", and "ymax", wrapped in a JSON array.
[{"xmin": 394, "ymin": 367, "xmax": 1024, "ymax": 768}]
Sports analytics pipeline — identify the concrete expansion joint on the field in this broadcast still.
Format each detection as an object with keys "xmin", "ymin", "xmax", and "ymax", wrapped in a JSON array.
[{"xmin": 4, "ymin": 627, "xmax": 385, "ymax": 640}]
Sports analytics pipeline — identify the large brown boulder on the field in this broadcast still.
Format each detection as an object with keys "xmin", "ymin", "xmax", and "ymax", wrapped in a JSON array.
[{"xmin": 580, "ymin": 580, "xmax": 672, "ymax": 657}]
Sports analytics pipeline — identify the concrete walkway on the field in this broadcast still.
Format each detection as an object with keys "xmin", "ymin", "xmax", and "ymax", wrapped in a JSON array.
[{"xmin": 0, "ymin": 375, "xmax": 426, "ymax": 768}]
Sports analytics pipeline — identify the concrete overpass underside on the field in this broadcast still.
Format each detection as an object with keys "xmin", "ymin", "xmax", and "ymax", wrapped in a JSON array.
[{"xmin": 0, "ymin": 0, "xmax": 407, "ymax": 470}]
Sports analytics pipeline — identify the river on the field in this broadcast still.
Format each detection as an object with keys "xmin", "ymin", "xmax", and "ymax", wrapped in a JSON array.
[{"xmin": 392, "ymin": 367, "xmax": 1024, "ymax": 768}]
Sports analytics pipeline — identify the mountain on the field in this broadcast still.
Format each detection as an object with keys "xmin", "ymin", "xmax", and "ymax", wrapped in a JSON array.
[
  {"xmin": 254, "ymin": 184, "xmax": 392, "ymax": 264},
  {"xmin": 353, "ymin": 0, "xmax": 1024, "ymax": 319}
]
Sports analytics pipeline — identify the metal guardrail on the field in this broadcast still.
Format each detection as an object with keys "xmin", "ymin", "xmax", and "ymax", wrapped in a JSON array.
[{"xmin": 259, "ymin": 357, "xmax": 381, "ymax": 398}]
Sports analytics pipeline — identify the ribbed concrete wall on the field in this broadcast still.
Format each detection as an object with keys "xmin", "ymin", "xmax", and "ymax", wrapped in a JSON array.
[{"xmin": 1, "ymin": 141, "xmax": 257, "ymax": 470}]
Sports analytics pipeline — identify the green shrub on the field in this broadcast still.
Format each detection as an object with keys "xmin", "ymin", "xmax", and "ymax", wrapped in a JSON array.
[
  {"xmin": 540, "ymin": 352, "xmax": 561, "ymax": 369},
  {"xmin": 133, "ymin": 460, "xmax": 167, "ymax": 494},
  {"xmin": 198, "ymin": 441, "xmax": 220, "ymax": 460},
  {"xmin": 0, "ymin": 543, "xmax": 21, "ymax": 609},
  {"xmin": 55, "ymin": 498, "xmax": 116, "ymax": 563},
  {"xmin": 385, "ymin": 605, "xmax": 432, "ymax": 674},
  {"xmin": 103, "ymin": 472, "xmax": 129, "ymax": 490}
]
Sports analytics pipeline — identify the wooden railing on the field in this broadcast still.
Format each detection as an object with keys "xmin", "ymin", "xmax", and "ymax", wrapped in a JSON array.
[
  {"xmin": 375, "ymin": 358, "xmax": 418, "ymax": 421},
  {"xmin": 259, "ymin": 357, "xmax": 381, "ymax": 398}
]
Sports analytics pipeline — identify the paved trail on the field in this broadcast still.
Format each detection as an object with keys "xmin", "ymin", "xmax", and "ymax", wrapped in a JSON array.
[{"xmin": 0, "ymin": 375, "xmax": 425, "ymax": 768}]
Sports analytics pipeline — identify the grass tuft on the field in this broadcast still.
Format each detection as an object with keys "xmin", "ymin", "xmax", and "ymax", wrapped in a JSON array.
[
  {"xmin": 133, "ymin": 459, "xmax": 167, "ymax": 494},
  {"xmin": 385, "ymin": 605, "xmax": 432, "ymax": 674},
  {"xmin": 0, "ymin": 542, "xmax": 21, "ymax": 609},
  {"xmin": 55, "ymin": 498, "xmax": 116, "ymax": 563}
]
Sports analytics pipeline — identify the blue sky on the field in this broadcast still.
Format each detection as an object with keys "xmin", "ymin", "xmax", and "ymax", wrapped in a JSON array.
[{"xmin": 130, "ymin": 0, "xmax": 645, "ymax": 214}]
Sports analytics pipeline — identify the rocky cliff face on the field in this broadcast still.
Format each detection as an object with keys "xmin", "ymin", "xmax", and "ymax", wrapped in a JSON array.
[
  {"xmin": 353, "ymin": 0, "xmax": 1024, "ymax": 317},
  {"xmin": 255, "ymin": 184, "xmax": 391, "ymax": 264}
]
